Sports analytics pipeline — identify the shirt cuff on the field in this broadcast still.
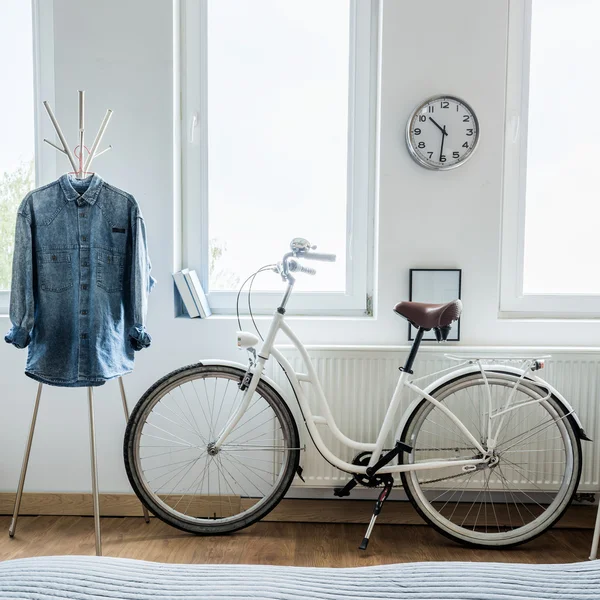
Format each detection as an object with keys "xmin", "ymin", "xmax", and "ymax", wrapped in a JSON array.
[
  {"xmin": 128, "ymin": 324, "xmax": 152, "ymax": 351},
  {"xmin": 4, "ymin": 325, "xmax": 31, "ymax": 349}
]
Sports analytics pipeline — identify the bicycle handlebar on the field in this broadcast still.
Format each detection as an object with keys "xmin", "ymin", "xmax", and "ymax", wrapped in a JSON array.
[
  {"xmin": 279, "ymin": 239, "xmax": 337, "ymax": 280},
  {"xmin": 302, "ymin": 252, "xmax": 337, "ymax": 262}
]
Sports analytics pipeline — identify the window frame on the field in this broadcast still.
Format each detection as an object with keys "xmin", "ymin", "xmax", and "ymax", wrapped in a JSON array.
[
  {"xmin": 500, "ymin": 0, "xmax": 600, "ymax": 318},
  {"xmin": 180, "ymin": 0, "xmax": 379, "ymax": 316},
  {"xmin": 0, "ymin": 0, "xmax": 55, "ymax": 314}
]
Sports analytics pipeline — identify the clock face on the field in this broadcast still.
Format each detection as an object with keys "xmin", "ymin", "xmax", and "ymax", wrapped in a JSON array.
[{"xmin": 406, "ymin": 96, "xmax": 479, "ymax": 170}]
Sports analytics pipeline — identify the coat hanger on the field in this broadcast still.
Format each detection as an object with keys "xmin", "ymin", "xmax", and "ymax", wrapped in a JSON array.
[{"xmin": 42, "ymin": 90, "xmax": 113, "ymax": 179}]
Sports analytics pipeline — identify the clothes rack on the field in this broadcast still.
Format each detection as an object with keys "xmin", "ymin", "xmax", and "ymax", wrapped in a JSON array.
[{"xmin": 8, "ymin": 91, "xmax": 150, "ymax": 557}]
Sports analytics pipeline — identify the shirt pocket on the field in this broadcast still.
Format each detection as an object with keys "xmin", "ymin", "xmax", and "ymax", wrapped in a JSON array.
[
  {"xmin": 97, "ymin": 251, "xmax": 125, "ymax": 293},
  {"xmin": 38, "ymin": 252, "xmax": 73, "ymax": 293}
]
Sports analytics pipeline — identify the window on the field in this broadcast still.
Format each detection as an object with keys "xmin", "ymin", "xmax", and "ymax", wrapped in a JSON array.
[
  {"xmin": 0, "ymin": 0, "xmax": 38, "ymax": 313},
  {"xmin": 501, "ymin": 0, "xmax": 600, "ymax": 316},
  {"xmin": 182, "ymin": 0, "xmax": 378, "ymax": 315}
]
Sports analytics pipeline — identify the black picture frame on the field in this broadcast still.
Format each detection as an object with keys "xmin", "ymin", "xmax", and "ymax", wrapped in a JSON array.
[{"xmin": 408, "ymin": 269, "xmax": 462, "ymax": 341}]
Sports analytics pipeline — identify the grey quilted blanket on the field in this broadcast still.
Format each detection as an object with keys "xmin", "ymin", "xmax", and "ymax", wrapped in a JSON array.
[{"xmin": 0, "ymin": 555, "xmax": 598, "ymax": 599}]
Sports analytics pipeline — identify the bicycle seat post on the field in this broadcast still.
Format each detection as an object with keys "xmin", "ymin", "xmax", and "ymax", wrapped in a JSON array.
[{"xmin": 400, "ymin": 327, "xmax": 426, "ymax": 375}]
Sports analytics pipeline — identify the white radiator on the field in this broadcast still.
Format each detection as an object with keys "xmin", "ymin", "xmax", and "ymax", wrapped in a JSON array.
[{"xmin": 269, "ymin": 346, "xmax": 600, "ymax": 491}]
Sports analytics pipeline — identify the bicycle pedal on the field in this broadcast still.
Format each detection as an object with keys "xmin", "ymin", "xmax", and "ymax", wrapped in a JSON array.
[{"xmin": 333, "ymin": 478, "xmax": 357, "ymax": 498}]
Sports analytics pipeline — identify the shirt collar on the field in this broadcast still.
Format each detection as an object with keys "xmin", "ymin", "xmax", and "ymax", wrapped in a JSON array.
[{"xmin": 59, "ymin": 173, "xmax": 104, "ymax": 205}]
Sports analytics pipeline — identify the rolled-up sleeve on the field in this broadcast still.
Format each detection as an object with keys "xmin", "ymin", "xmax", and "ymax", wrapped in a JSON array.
[
  {"xmin": 127, "ymin": 209, "xmax": 155, "ymax": 351},
  {"xmin": 4, "ymin": 204, "xmax": 35, "ymax": 349}
]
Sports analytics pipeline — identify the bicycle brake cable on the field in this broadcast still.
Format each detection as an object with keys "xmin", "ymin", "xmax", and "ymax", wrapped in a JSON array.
[{"xmin": 235, "ymin": 264, "xmax": 276, "ymax": 334}]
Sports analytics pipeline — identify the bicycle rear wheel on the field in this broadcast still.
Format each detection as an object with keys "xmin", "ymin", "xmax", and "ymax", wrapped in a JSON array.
[
  {"xmin": 400, "ymin": 370, "xmax": 582, "ymax": 547},
  {"xmin": 124, "ymin": 363, "xmax": 300, "ymax": 534}
]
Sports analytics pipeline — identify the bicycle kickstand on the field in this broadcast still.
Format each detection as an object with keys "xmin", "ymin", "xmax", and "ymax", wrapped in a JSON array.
[{"xmin": 359, "ymin": 477, "xmax": 393, "ymax": 551}]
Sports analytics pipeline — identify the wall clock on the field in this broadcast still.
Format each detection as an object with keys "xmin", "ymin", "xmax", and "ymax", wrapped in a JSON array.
[{"xmin": 405, "ymin": 95, "xmax": 479, "ymax": 170}]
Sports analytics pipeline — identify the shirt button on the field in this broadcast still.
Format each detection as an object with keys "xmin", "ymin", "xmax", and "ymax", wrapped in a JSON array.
[
  {"xmin": 82, "ymin": 261, "xmax": 89, "ymax": 267},
  {"xmin": 81, "ymin": 284, "xmax": 88, "ymax": 290},
  {"xmin": 81, "ymin": 333, "xmax": 87, "ymax": 340},
  {"xmin": 81, "ymin": 235, "xmax": 87, "ymax": 242},
  {"xmin": 51, "ymin": 255, "xmax": 57, "ymax": 261}
]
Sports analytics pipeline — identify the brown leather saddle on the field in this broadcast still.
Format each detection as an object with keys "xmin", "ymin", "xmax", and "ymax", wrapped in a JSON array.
[{"xmin": 394, "ymin": 299, "xmax": 462, "ymax": 339}]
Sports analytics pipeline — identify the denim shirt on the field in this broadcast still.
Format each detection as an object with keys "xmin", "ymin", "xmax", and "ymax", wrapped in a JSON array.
[{"xmin": 4, "ymin": 174, "xmax": 155, "ymax": 387}]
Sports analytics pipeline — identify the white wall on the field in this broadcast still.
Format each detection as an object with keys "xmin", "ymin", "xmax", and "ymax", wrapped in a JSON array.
[{"xmin": 0, "ymin": 0, "xmax": 597, "ymax": 493}]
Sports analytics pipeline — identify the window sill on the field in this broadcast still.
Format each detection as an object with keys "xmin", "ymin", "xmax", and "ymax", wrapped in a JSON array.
[
  {"xmin": 175, "ymin": 312, "xmax": 375, "ymax": 322},
  {"xmin": 498, "ymin": 311, "xmax": 600, "ymax": 321}
]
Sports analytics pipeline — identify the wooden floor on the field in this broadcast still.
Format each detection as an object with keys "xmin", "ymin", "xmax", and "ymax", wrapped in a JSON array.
[{"xmin": 0, "ymin": 516, "xmax": 593, "ymax": 566}]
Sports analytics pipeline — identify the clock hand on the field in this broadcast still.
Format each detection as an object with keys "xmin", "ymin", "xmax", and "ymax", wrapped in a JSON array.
[
  {"xmin": 439, "ymin": 125, "xmax": 447, "ymax": 162},
  {"xmin": 429, "ymin": 117, "xmax": 448, "ymax": 135}
]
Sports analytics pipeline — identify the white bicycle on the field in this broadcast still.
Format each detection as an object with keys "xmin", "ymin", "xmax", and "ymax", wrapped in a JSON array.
[{"xmin": 125, "ymin": 238, "xmax": 587, "ymax": 549}]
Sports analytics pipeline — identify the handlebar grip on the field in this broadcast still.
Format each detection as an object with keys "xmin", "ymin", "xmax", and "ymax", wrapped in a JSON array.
[
  {"xmin": 299, "ymin": 264, "xmax": 316, "ymax": 276},
  {"xmin": 303, "ymin": 252, "xmax": 336, "ymax": 262},
  {"xmin": 288, "ymin": 259, "xmax": 316, "ymax": 276}
]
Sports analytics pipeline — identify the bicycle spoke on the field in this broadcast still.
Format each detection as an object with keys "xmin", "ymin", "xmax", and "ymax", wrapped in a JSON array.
[
  {"xmin": 143, "ymin": 456, "xmax": 203, "ymax": 473},
  {"xmin": 170, "ymin": 454, "xmax": 210, "ymax": 513},
  {"xmin": 224, "ymin": 451, "xmax": 278, "ymax": 488},
  {"xmin": 141, "ymin": 433, "xmax": 197, "ymax": 448},
  {"xmin": 153, "ymin": 410, "xmax": 205, "ymax": 442},
  {"xmin": 167, "ymin": 390, "xmax": 203, "ymax": 438},
  {"xmin": 213, "ymin": 379, "xmax": 230, "ymax": 437},
  {"xmin": 159, "ymin": 396, "xmax": 206, "ymax": 442},
  {"xmin": 496, "ymin": 465, "xmax": 537, "ymax": 521},
  {"xmin": 501, "ymin": 456, "xmax": 562, "ymax": 502},
  {"xmin": 225, "ymin": 405, "xmax": 273, "ymax": 444},
  {"xmin": 212, "ymin": 457, "xmax": 237, "ymax": 518},
  {"xmin": 144, "ymin": 421, "xmax": 198, "ymax": 448},
  {"xmin": 464, "ymin": 385, "xmax": 484, "ymax": 441},
  {"xmin": 497, "ymin": 412, "xmax": 570, "ymax": 453},
  {"xmin": 140, "ymin": 446, "xmax": 197, "ymax": 458},
  {"xmin": 448, "ymin": 471, "xmax": 476, "ymax": 522},
  {"xmin": 178, "ymin": 385, "xmax": 205, "ymax": 440}
]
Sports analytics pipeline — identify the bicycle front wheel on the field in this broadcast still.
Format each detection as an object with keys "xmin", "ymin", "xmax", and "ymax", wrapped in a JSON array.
[
  {"xmin": 124, "ymin": 363, "xmax": 300, "ymax": 534},
  {"xmin": 400, "ymin": 370, "xmax": 582, "ymax": 547}
]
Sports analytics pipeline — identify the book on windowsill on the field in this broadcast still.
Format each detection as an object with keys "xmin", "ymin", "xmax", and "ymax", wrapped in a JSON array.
[
  {"xmin": 184, "ymin": 269, "xmax": 212, "ymax": 318},
  {"xmin": 172, "ymin": 269, "xmax": 200, "ymax": 318}
]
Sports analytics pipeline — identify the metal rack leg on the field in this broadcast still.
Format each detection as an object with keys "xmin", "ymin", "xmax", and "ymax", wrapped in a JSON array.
[
  {"xmin": 88, "ymin": 387, "xmax": 102, "ymax": 556},
  {"xmin": 590, "ymin": 501, "xmax": 600, "ymax": 560},
  {"xmin": 118, "ymin": 377, "xmax": 150, "ymax": 523},
  {"xmin": 9, "ymin": 383, "xmax": 43, "ymax": 538}
]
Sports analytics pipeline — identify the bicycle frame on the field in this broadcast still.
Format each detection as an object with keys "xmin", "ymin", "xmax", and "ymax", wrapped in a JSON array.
[{"xmin": 214, "ymin": 299, "xmax": 490, "ymax": 477}]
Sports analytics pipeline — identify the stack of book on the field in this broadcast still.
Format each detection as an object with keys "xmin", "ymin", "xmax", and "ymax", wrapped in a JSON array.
[{"xmin": 173, "ymin": 269, "xmax": 211, "ymax": 318}]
